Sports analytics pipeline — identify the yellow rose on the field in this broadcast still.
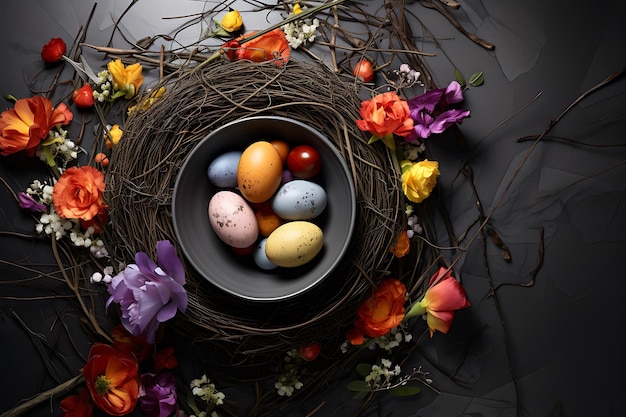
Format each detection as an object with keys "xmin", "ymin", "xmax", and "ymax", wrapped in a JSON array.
[
  {"xmin": 401, "ymin": 159, "xmax": 440, "ymax": 203},
  {"xmin": 221, "ymin": 10, "xmax": 243, "ymax": 32}
]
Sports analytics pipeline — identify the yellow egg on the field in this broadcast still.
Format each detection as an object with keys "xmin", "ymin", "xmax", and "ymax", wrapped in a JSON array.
[
  {"xmin": 237, "ymin": 141, "xmax": 283, "ymax": 204},
  {"xmin": 265, "ymin": 221, "xmax": 324, "ymax": 267}
]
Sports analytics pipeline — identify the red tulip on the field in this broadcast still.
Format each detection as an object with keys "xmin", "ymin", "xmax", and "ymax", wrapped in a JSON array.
[{"xmin": 41, "ymin": 37, "xmax": 66, "ymax": 63}]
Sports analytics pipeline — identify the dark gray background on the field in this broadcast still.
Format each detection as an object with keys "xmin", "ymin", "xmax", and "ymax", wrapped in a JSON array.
[{"xmin": 1, "ymin": 1, "xmax": 625, "ymax": 416}]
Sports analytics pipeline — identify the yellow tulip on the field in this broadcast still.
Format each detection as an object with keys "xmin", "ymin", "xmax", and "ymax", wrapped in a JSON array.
[{"xmin": 107, "ymin": 59, "xmax": 144, "ymax": 99}]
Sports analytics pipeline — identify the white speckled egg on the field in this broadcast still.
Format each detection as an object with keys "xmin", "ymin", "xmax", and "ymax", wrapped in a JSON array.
[
  {"xmin": 272, "ymin": 180, "xmax": 327, "ymax": 220},
  {"xmin": 253, "ymin": 238, "xmax": 278, "ymax": 270},
  {"xmin": 208, "ymin": 191, "xmax": 258, "ymax": 248},
  {"xmin": 207, "ymin": 151, "xmax": 242, "ymax": 188},
  {"xmin": 265, "ymin": 221, "xmax": 323, "ymax": 267}
]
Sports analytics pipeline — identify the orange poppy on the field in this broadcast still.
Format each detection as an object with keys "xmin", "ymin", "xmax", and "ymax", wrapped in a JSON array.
[
  {"xmin": 83, "ymin": 343, "xmax": 140, "ymax": 416},
  {"xmin": 0, "ymin": 96, "xmax": 73, "ymax": 156},
  {"xmin": 52, "ymin": 166, "xmax": 107, "ymax": 221}
]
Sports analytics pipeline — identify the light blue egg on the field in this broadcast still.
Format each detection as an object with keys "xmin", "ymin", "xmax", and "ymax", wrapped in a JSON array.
[
  {"xmin": 253, "ymin": 238, "xmax": 277, "ymax": 270},
  {"xmin": 272, "ymin": 180, "xmax": 327, "ymax": 220},
  {"xmin": 207, "ymin": 151, "xmax": 242, "ymax": 188}
]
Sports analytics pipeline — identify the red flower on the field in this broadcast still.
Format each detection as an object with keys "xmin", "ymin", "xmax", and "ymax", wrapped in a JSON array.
[
  {"xmin": 41, "ymin": 37, "xmax": 66, "ymax": 63},
  {"xmin": 406, "ymin": 267, "xmax": 471, "ymax": 337},
  {"xmin": 0, "ymin": 96, "xmax": 73, "ymax": 156},
  {"xmin": 153, "ymin": 347, "xmax": 178, "ymax": 372},
  {"xmin": 60, "ymin": 388, "xmax": 93, "ymax": 417},
  {"xmin": 347, "ymin": 278, "xmax": 407, "ymax": 345},
  {"xmin": 52, "ymin": 166, "xmax": 107, "ymax": 221},
  {"xmin": 83, "ymin": 343, "xmax": 140, "ymax": 416},
  {"xmin": 356, "ymin": 91, "xmax": 414, "ymax": 139},
  {"xmin": 73, "ymin": 84, "xmax": 95, "ymax": 108},
  {"xmin": 226, "ymin": 29, "xmax": 290, "ymax": 66}
]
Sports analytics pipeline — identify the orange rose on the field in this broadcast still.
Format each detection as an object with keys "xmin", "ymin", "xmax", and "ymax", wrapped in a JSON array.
[
  {"xmin": 229, "ymin": 28, "xmax": 290, "ymax": 66},
  {"xmin": 83, "ymin": 343, "xmax": 139, "ymax": 416},
  {"xmin": 347, "ymin": 278, "xmax": 407, "ymax": 345},
  {"xmin": 0, "ymin": 96, "xmax": 73, "ymax": 156},
  {"xmin": 53, "ymin": 166, "xmax": 106, "ymax": 221},
  {"xmin": 355, "ymin": 91, "xmax": 413, "ymax": 139}
]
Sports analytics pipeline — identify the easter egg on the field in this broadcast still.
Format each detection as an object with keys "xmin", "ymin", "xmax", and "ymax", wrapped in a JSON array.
[
  {"xmin": 207, "ymin": 151, "xmax": 241, "ymax": 188},
  {"xmin": 237, "ymin": 141, "xmax": 283, "ymax": 203},
  {"xmin": 208, "ymin": 190, "xmax": 258, "ymax": 248},
  {"xmin": 272, "ymin": 180, "xmax": 328, "ymax": 220},
  {"xmin": 253, "ymin": 238, "xmax": 278, "ymax": 270},
  {"xmin": 255, "ymin": 202, "xmax": 284, "ymax": 237},
  {"xmin": 265, "ymin": 221, "xmax": 324, "ymax": 267}
]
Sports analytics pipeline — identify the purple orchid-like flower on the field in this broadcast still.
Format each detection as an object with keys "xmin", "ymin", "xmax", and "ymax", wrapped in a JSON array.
[
  {"xmin": 106, "ymin": 240, "xmax": 187, "ymax": 343},
  {"xmin": 17, "ymin": 192, "xmax": 47, "ymax": 212},
  {"xmin": 139, "ymin": 371, "xmax": 178, "ymax": 417},
  {"xmin": 407, "ymin": 80, "xmax": 470, "ymax": 140}
]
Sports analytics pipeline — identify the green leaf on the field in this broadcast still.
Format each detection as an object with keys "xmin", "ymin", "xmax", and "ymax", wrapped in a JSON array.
[
  {"xmin": 352, "ymin": 390, "xmax": 368, "ymax": 400},
  {"xmin": 347, "ymin": 380, "xmax": 371, "ymax": 392},
  {"xmin": 469, "ymin": 71, "xmax": 485, "ymax": 87},
  {"xmin": 390, "ymin": 385, "xmax": 422, "ymax": 397},
  {"xmin": 454, "ymin": 68, "xmax": 466, "ymax": 89},
  {"xmin": 355, "ymin": 363, "xmax": 372, "ymax": 378}
]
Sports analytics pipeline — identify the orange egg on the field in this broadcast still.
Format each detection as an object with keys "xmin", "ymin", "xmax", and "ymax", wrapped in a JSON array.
[
  {"xmin": 255, "ymin": 203, "xmax": 284, "ymax": 237},
  {"xmin": 237, "ymin": 141, "xmax": 283, "ymax": 203},
  {"xmin": 270, "ymin": 140, "xmax": 290, "ymax": 164}
]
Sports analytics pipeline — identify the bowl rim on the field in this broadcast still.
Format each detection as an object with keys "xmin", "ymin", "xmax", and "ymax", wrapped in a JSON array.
[{"xmin": 172, "ymin": 115, "xmax": 357, "ymax": 302}]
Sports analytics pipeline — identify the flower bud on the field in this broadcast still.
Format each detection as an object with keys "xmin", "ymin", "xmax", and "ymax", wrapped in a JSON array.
[
  {"xmin": 73, "ymin": 84, "xmax": 95, "ymax": 108},
  {"xmin": 41, "ymin": 38, "xmax": 66, "ymax": 63},
  {"xmin": 221, "ymin": 10, "xmax": 243, "ymax": 33},
  {"xmin": 353, "ymin": 59, "xmax": 374, "ymax": 83}
]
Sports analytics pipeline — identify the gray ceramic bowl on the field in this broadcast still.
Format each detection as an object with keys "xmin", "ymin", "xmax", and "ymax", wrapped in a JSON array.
[{"xmin": 172, "ymin": 116, "xmax": 356, "ymax": 302}]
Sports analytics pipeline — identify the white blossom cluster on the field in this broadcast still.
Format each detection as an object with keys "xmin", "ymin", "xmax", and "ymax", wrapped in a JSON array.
[
  {"xmin": 36, "ymin": 127, "xmax": 81, "ymax": 167},
  {"xmin": 365, "ymin": 358, "xmax": 402, "ymax": 389},
  {"xmin": 190, "ymin": 375, "xmax": 225, "ymax": 406},
  {"xmin": 372, "ymin": 324, "xmax": 414, "ymax": 352},
  {"xmin": 282, "ymin": 5, "xmax": 320, "ymax": 49},
  {"xmin": 274, "ymin": 349, "xmax": 304, "ymax": 396},
  {"xmin": 92, "ymin": 69, "xmax": 113, "ymax": 102},
  {"xmin": 90, "ymin": 265, "xmax": 115, "ymax": 284}
]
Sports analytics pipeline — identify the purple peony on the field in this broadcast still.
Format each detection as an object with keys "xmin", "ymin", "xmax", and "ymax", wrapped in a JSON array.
[
  {"xmin": 17, "ymin": 192, "xmax": 47, "ymax": 212},
  {"xmin": 407, "ymin": 80, "xmax": 470, "ymax": 140},
  {"xmin": 139, "ymin": 371, "xmax": 178, "ymax": 417},
  {"xmin": 106, "ymin": 240, "xmax": 187, "ymax": 343}
]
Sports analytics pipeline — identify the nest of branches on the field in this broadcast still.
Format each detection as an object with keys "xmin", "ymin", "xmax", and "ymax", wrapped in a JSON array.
[{"xmin": 104, "ymin": 57, "xmax": 426, "ymax": 363}]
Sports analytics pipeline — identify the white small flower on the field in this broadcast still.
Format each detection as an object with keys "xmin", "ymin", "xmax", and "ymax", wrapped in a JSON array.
[{"xmin": 91, "ymin": 272, "xmax": 103, "ymax": 283}]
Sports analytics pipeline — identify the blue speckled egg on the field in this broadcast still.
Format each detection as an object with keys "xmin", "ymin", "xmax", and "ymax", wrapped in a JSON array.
[
  {"xmin": 207, "ymin": 151, "xmax": 241, "ymax": 188},
  {"xmin": 253, "ymin": 238, "xmax": 278, "ymax": 270},
  {"xmin": 272, "ymin": 180, "xmax": 327, "ymax": 220}
]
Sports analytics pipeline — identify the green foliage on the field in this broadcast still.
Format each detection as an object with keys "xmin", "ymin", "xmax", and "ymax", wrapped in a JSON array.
[{"xmin": 389, "ymin": 385, "xmax": 422, "ymax": 397}]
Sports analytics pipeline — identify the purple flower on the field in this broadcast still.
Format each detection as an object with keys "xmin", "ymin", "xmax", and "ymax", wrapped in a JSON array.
[
  {"xmin": 407, "ymin": 80, "xmax": 470, "ymax": 140},
  {"xmin": 17, "ymin": 192, "xmax": 47, "ymax": 212},
  {"xmin": 106, "ymin": 240, "xmax": 187, "ymax": 343},
  {"xmin": 139, "ymin": 371, "xmax": 178, "ymax": 417}
]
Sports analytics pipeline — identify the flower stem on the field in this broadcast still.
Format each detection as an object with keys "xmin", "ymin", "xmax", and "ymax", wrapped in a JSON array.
[
  {"xmin": 0, "ymin": 374, "xmax": 85, "ymax": 417},
  {"xmin": 191, "ymin": 0, "xmax": 347, "ymax": 73}
]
